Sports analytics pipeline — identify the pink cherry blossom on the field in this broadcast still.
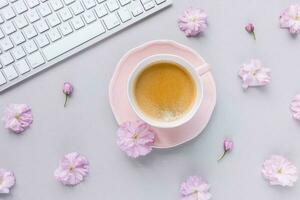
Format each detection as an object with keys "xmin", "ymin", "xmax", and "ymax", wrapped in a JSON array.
[
  {"xmin": 178, "ymin": 8, "xmax": 208, "ymax": 37},
  {"xmin": 63, "ymin": 82, "xmax": 73, "ymax": 107},
  {"xmin": 54, "ymin": 152, "xmax": 89, "ymax": 186},
  {"xmin": 290, "ymin": 94, "xmax": 300, "ymax": 121},
  {"xmin": 180, "ymin": 176, "xmax": 212, "ymax": 200},
  {"xmin": 238, "ymin": 59, "xmax": 271, "ymax": 89},
  {"xmin": 0, "ymin": 168, "xmax": 16, "ymax": 194},
  {"xmin": 279, "ymin": 5, "xmax": 300, "ymax": 34},
  {"xmin": 117, "ymin": 120, "xmax": 155, "ymax": 158},
  {"xmin": 2, "ymin": 104, "xmax": 33, "ymax": 134},
  {"xmin": 262, "ymin": 155, "xmax": 298, "ymax": 187}
]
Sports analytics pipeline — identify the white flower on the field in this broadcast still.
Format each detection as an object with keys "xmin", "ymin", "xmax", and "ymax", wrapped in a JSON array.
[{"xmin": 262, "ymin": 155, "xmax": 298, "ymax": 187}]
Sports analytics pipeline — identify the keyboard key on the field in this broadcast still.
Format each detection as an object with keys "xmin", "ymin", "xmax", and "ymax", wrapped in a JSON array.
[
  {"xmin": 70, "ymin": 1, "xmax": 84, "ymax": 15},
  {"xmin": 15, "ymin": 59, "xmax": 30, "ymax": 74},
  {"xmin": 94, "ymin": 4, "xmax": 107, "ymax": 18},
  {"xmin": 97, "ymin": 0, "xmax": 105, "ymax": 3},
  {"xmin": 49, "ymin": 0, "xmax": 63, "ymax": 11},
  {"xmin": 0, "ymin": 0, "xmax": 8, "ymax": 8},
  {"xmin": 25, "ymin": 0, "xmax": 39, "ymax": 8},
  {"xmin": 103, "ymin": 14, "xmax": 120, "ymax": 29},
  {"xmin": 11, "ymin": 46, "xmax": 26, "ymax": 59},
  {"xmin": 35, "ymin": 20, "xmax": 49, "ymax": 32},
  {"xmin": 82, "ymin": 0, "xmax": 95, "ymax": 9},
  {"xmin": 59, "ymin": 22, "xmax": 72, "ymax": 35},
  {"xmin": 83, "ymin": 10, "xmax": 96, "ymax": 24},
  {"xmin": 35, "ymin": 34, "xmax": 49, "ymax": 47},
  {"xmin": 23, "ymin": 25, "xmax": 37, "ymax": 39},
  {"xmin": 3, "ymin": 65, "xmax": 18, "ymax": 80},
  {"xmin": 155, "ymin": 0, "xmax": 166, "ymax": 4},
  {"xmin": 0, "ymin": 29, "xmax": 4, "ymax": 38},
  {"xmin": 141, "ymin": 0, "xmax": 154, "ymax": 10},
  {"xmin": 0, "ymin": 16, "xmax": 4, "ymax": 23},
  {"xmin": 0, "ymin": 52, "xmax": 14, "ymax": 65},
  {"xmin": 118, "ymin": 8, "xmax": 131, "ymax": 22},
  {"xmin": 130, "ymin": 2, "xmax": 143, "ymax": 16},
  {"xmin": 59, "ymin": 7, "xmax": 72, "ymax": 21},
  {"xmin": 27, "ymin": 51, "xmax": 44, "ymax": 68},
  {"xmin": 10, "ymin": 32, "xmax": 25, "ymax": 45},
  {"xmin": 0, "ymin": 71, "xmax": 6, "ymax": 85},
  {"xmin": 63, "ymin": 0, "xmax": 74, "ymax": 5},
  {"xmin": 71, "ymin": 16, "xmax": 84, "ymax": 29},
  {"xmin": 13, "ymin": 0, "xmax": 28, "ymax": 14},
  {"xmin": 0, "ymin": 37, "xmax": 14, "ymax": 51},
  {"xmin": 106, "ymin": 0, "xmax": 119, "ymax": 12},
  {"xmin": 26, "ymin": 9, "xmax": 40, "ymax": 22},
  {"xmin": 118, "ymin": 0, "xmax": 130, "ymax": 6},
  {"xmin": 38, "ymin": 3, "xmax": 52, "ymax": 16},
  {"xmin": 1, "ymin": 6, "xmax": 16, "ymax": 20},
  {"xmin": 43, "ymin": 20, "xmax": 105, "ymax": 61},
  {"xmin": 47, "ymin": 13, "xmax": 61, "ymax": 27},
  {"xmin": 14, "ymin": 15, "xmax": 28, "ymax": 29},
  {"xmin": 47, "ymin": 28, "xmax": 61, "ymax": 41},
  {"xmin": 23, "ymin": 40, "xmax": 38, "ymax": 53},
  {"xmin": 2, "ymin": 21, "xmax": 16, "ymax": 35}
]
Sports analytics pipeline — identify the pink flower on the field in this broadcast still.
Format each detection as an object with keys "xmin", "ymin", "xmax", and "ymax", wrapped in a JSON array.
[
  {"xmin": 279, "ymin": 5, "xmax": 300, "ymax": 34},
  {"xmin": 63, "ymin": 82, "xmax": 73, "ymax": 107},
  {"xmin": 117, "ymin": 121, "xmax": 155, "ymax": 158},
  {"xmin": 54, "ymin": 152, "xmax": 89, "ymax": 186},
  {"xmin": 262, "ymin": 155, "xmax": 298, "ymax": 187},
  {"xmin": 2, "ymin": 104, "xmax": 33, "ymax": 134},
  {"xmin": 290, "ymin": 94, "xmax": 300, "ymax": 121},
  {"xmin": 178, "ymin": 8, "xmax": 208, "ymax": 37},
  {"xmin": 218, "ymin": 139, "xmax": 233, "ymax": 161},
  {"xmin": 180, "ymin": 176, "xmax": 212, "ymax": 200},
  {"xmin": 238, "ymin": 59, "xmax": 271, "ymax": 89},
  {"xmin": 0, "ymin": 168, "xmax": 16, "ymax": 194}
]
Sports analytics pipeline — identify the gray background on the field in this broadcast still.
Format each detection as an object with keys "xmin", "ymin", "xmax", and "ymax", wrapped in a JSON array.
[{"xmin": 1, "ymin": 0, "xmax": 300, "ymax": 199}]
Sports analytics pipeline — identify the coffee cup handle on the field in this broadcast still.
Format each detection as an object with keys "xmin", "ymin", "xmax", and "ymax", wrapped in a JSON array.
[{"xmin": 195, "ymin": 63, "xmax": 210, "ymax": 76}]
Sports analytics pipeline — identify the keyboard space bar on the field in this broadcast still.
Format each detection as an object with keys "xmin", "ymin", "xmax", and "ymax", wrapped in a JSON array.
[{"xmin": 42, "ymin": 21, "xmax": 106, "ymax": 61}]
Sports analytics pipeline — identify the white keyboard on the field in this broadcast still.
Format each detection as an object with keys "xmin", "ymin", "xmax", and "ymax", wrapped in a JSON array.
[{"xmin": 0, "ymin": 0, "xmax": 172, "ymax": 92}]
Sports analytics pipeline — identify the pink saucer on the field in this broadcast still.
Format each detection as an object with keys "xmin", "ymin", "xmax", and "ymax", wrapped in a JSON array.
[{"xmin": 109, "ymin": 40, "xmax": 216, "ymax": 149}]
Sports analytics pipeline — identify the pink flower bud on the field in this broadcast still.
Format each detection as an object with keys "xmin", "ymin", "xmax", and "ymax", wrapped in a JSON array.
[
  {"xmin": 245, "ymin": 23, "xmax": 254, "ymax": 33},
  {"xmin": 223, "ymin": 139, "xmax": 233, "ymax": 152},
  {"xmin": 218, "ymin": 138, "xmax": 233, "ymax": 161},
  {"xmin": 63, "ymin": 82, "xmax": 73, "ymax": 95},
  {"xmin": 245, "ymin": 23, "xmax": 256, "ymax": 40},
  {"xmin": 63, "ymin": 82, "xmax": 73, "ymax": 107}
]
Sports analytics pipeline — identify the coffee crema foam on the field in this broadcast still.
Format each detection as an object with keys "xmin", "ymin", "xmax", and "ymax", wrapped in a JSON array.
[{"xmin": 134, "ymin": 62, "xmax": 196, "ymax": 122}]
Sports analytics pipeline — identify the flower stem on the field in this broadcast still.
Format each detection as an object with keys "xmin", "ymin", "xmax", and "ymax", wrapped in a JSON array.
[
  {"xmin": 218, "ymin": 151, "xmax": 226, "ymax": 162},
  {"xmin": 252, "ymin": 32, "xmax": 256, "ymax": 40},
  {"xmin": 64, "ymin": 95, "xmax": 68, "ymax": 107}
]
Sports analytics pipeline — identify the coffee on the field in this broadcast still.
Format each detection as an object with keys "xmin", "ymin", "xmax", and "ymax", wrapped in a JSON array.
[{"xmin": 133, "ymin": 61, "xmax": 196, "ymax": 122}]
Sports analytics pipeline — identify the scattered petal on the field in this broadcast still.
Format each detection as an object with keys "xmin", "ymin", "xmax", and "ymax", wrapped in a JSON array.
[
  {"xmin": 279, "ymin": 5, "xmax": 300, "ymax": 34},
  {"xmin": 180, "ymin": 176, "xmax": 212, "ymax": 200},
  {"xmin": 0, "ymin": 168, "xmax": 16, "ymax": 194},
  {"xmin": 290, "ymin": 94, "xmax": 300, "ymax": 121},
  {"xmin": 2, "ymin": 104, "xmax": 33, "ymax": 134},
  {"xmin": 117, "ymin": 120, "xmax": 155, "ymax": 158},
  {"xmin": 54, "ymin": 152, "xmax": 89, "ymax": 186},
  {"xmin": 178, "ymin": 7, "xmax": 208, "ymax": 37},
  {"xmin": 238, "ymin": 59, "xmax": 271, "ymax": 89},
  {"xmin": 262, "ymin": 155, "xmax": 298, "ymax": 187}
]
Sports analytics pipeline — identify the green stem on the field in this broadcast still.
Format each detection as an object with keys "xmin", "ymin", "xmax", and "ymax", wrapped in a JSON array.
[
  {"xmin": 252, "ymin": 32, "xmax": 256, "ymax": 40},
  {"xmin": 64, "ymin": 95, "xmax": 68, "ymax": 107},
  {"xmin": 217, "ymin": 151, "xmax": 227, "ymax": 162}
]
